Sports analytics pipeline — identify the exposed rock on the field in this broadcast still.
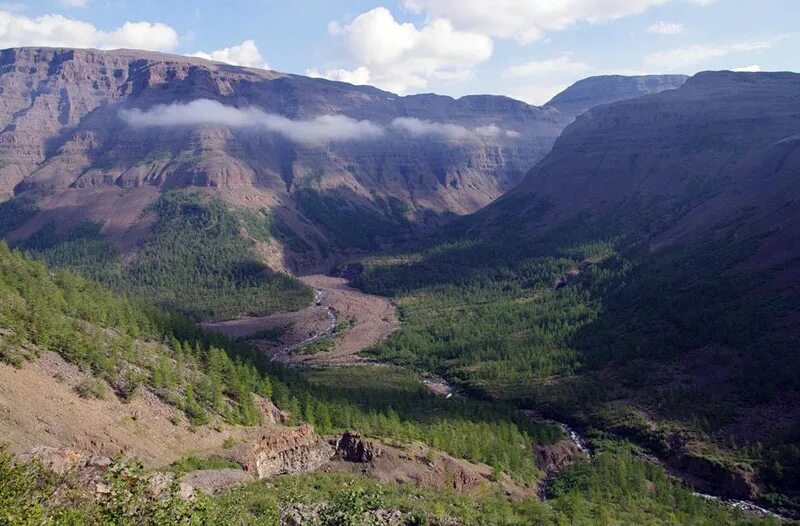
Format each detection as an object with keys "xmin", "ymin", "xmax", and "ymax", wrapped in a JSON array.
[
  {"xmin": 181, "ymin": 468, "xmax": 254, "ymax": 495},
  {"xmin": 545, "ymin": 74, "xmax": 688, "ymax": 118},
  {"xmin": 0, "ymin": 48, "xmax": 683, "ymax": 266},
  {"xmin": 675, "ymin": 454, "xmax": 761, "ymax": 501},
  {"xmin": 325, "ymin": 439, "xmax": 535, "ymax": 499},
  {"xmin": 535, "ymin": 439, "xmax": 584, "ymax": 475},
  {"xmin": 233, "ymin": 424, "xmax": 334, "ymax": 478},
  {"xmin": 334, "ymin": 431, "xmax": 382, "ymax": 463}
]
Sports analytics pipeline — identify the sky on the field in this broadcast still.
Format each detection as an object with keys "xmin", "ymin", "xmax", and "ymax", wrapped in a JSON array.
[{"xmin": 1, "ymin": 0, "xmax": 798, "ymax": 105}]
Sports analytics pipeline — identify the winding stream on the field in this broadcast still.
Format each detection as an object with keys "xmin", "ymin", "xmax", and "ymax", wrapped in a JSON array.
[
  {"xmin": 273, "ymin": 282, "xmax": 793, "ymax": 522},
  {"xmin": 272, "ymin": 289, "xmax": 338, "ymax": 360},
  {"xmin": 421, "ymin": 376, "xmax": 790, "ymax": 521}
]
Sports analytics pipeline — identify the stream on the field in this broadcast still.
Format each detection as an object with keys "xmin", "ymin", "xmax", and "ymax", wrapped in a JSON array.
[
  {"xmin": 424, "ymin": 377, "xmax": 790, "ymax": 521},
  {"xmin": 272, "ymin": 289, "xmax": 338, "ymax": 360},
  {"xmin": 272, "ymin": 283, "xmax": 793, "ymax": 522}
]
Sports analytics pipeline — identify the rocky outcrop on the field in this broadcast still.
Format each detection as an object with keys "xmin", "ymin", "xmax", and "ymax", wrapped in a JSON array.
[
  {"xmin": 233, "ymin": 424, "xmax": 334, "ymax": 479},
  {"xmin": 334, "ymin": 431, "xmax": 382, "ymax": 463},
  {"xmin": 674, "ymin": 454, "xmax": 761, "ymax": 501},
  {"xmin": 535, "ymin": 439, "xmax": 585, "ymax": 476}
]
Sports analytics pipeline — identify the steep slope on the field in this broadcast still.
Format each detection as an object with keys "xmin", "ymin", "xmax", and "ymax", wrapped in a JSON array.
[
  {"xmin": 0, "ymin": 47, "xmax": 566, "ymax": 266},
  {"xmin": 545, "ymin": 74, "xmax": 688, "ymax": 118},
  {"xmin": 496, "ymin": 71, "xmax": 800, "ymax": 265},
  {"xmin": 352, "ymin": 71, "xmax": 800, "ymax": 513},
  {"xmin": 0, "ymin": 48, "xmax": 693, "ymax": 274}
]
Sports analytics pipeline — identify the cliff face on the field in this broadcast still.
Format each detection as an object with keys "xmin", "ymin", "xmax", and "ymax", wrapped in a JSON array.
[
  {"xmin": 0, "ymin": 48, "xmax": 689, "ymax": 266},
  {"xmin": 0, "ymin": 47, "xmax": 566, "ymax": 263}
]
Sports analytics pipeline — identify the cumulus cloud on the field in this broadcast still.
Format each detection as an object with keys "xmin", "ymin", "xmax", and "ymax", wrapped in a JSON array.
[
  {"xmin": 0, "ymin": 9, "xmax": 178, "ymax": 51},
  {"xmin": 119, "ymin": 99, "xmax": 384, "ymax": 145},
  {"xmin": 403, "ymin": 0, "xmax": 714, "ymax": 43},
  {"xmin": 391, "ymin": 117, "xmax": 519, "ymax": 140},
  {"xmin": 311, "ymin": 7, "xmax": 492, "ymax": 94},
  {"xmin": 647, "ymin": 22, "xmax": 684, "ymax": 35},
  {"xmin": 306, "ymin": 66, "xmax": 371, "ymax": 86},
  {"xmin": 192, "ymin": 40, "xmax": 270, "ymax": 69},
  {"xmin": 646, "ymin": 38, "xmax": 780, "ymax": 70}
]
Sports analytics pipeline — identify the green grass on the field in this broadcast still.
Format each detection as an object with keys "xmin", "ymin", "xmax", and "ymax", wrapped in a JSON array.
[{"xmin": 163, "ymin": 456, "xmax": 242, "ymax": 474}]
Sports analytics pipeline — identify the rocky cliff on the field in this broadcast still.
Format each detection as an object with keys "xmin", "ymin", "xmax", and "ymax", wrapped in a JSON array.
[
  {"xmin": 0, "ymin": 47, "xmax": 566, "ymax": 264},
  {"xmin": 0, "ymin": 48, "xmax": 689, "ymax": 267}
]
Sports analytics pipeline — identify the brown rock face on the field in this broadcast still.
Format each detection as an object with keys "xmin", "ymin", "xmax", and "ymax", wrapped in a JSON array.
[
  {"xmin": 233, "ymin": 425, "xmax": 334, "ymax": 478},
  {"xmin": 0, "ymin": 47, "xmax": 565, "ymax": 262},
  {"xmin": 335, "ymin": 431, "xmax": 382, "ymax": 463},
  {"xmin": 0, "ymin": 48, "xmax": 683, "ymax": 264}
]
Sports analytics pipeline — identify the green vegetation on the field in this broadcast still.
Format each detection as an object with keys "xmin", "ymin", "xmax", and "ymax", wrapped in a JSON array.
[
  {"xmin": 0, "ymin": 242, "xmax": 559, "ymax": 483},
  {"xmin": 0, "ymin": 196, "xmax": 38, "ymax": 238},
  {"xmin": 1, "ymin": 443, "xmax": 776, "ymax": 526},
  {"xmin": 0, "ymin": 446, "xmax": 215, "ymax": 525},
  {"xmin": 164, "ymin": 455, "xmax": 242, "ymax": 474},
  {"xmin": 351, "ymin": 209, "xmax": 800, "ymax": 510},
  {"xmin": 294, "ymin": 188, "xmax": 409, "ymax": 250},
  {"xmin": 15, "ymin": 192, "xmax": 312, "ymax": 320}
]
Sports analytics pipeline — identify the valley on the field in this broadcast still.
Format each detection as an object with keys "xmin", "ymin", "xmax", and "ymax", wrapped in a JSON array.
[{"xmin": 0, "ymin": 43, "xmax": 799, "ymax": 526}]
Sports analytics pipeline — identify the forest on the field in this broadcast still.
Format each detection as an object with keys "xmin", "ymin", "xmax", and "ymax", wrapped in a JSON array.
[
  {"xmin": 0, "ymin": 238, "xmax": 783, "ymax": 524},
  {"xmin": 351, "ymin": 211, "xmax": 800, "ymax": 514},
  {"xmin": 7, "ymin": 192, "xmax": 312, "ymax": 320}
]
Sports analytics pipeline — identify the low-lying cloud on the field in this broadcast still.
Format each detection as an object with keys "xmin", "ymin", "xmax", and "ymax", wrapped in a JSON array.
[
  {"xmin": 119, "ymin": 100, "xmax": 522, "ymax": 145},
  {"xmin": 391, "ymin": 117, "xmax": 520, "ymax": 140},
  {"xmin": 119, "ymin": 99, "xmax": 384, "ymax": 145}
]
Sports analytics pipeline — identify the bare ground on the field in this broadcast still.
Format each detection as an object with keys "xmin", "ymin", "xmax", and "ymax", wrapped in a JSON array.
[
  {"xmin": 204, "ymin": 275, "xmax": 399, "ymax": 367},
  {"xmin": 0, "ymin": 351, "xmax": 293, "ymax": 469}
]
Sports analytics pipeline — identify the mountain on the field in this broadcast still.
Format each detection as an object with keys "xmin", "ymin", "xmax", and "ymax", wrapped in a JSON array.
[
  {"xmin": 545, "ymin": 74, "xmax": 688, "ymax": 117},
  {"xmin": 495, "ymin": 71, "xmax": 800, "ymax": 263},
  {"xmin": 0, "ymin": 48, "xmax": 691, "ymax": 272},
  {"xmin": 352, "ymin": 71, "xmax": 800, "ymax": 512},
  {"xmin": 0, "ymin": 47, "xmax": 567, "ymax": 265}
]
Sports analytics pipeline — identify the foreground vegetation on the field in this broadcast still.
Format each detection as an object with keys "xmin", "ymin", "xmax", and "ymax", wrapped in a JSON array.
[
  {"xmin": 0, "ymin": 443, "xmax": 778, "ymax": 526},
  {"xmin": 0, "ymin": 241, "xmax": 559, "ymax": 481}
]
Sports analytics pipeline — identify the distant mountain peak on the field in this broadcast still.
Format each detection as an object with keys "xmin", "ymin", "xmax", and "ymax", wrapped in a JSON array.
[{"xmin": 545, "ymin": 74, "xmax": 689, "ymax": 117}]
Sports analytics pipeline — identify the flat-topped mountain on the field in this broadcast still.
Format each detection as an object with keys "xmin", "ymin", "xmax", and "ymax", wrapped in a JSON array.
[
  {"xmin": 0, "ymin": 47, "xmax": 688, "ymax": 268},
  {"xmin": 496, "ymin": 71, "xmax": 800, "ymax": 256},
  {"xmin": 0, "ymin": 47, "xmax": 566, "ymax": 263},
  {"xmin": 544, "ymin": 74, "xmax": 688, "ymax": 117}
]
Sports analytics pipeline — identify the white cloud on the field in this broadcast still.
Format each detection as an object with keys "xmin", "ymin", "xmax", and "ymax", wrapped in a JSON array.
[
  {"xmin": 391, "ymin": 117, "xmax": 519, "ymax": 140},
  {"xmin": 647, "ymin": 22, "xmax": 684, "ymax": 35},
  {"xmin": 312, "ymin": 7, "xmax": 492, "ymax": 94},
  {"xmin": 646, "ymin": 38, "xmax": 780, "ymax": 70},
  {"xmin": 403, "ymin": 0, "xmax": 714, "ymax": 44},
  {"xmin": 60, "ymin": 0, "xmax": 90, "ymax": 7},
  {"xmin": 0, "ymin": 9, "xmax": 178, "ymax": 51},
  {"xmin": 306, "ymin": 66, "xmax": 371, "ymax": 86},
  {"xmin": 504, "ymin": 54, "xmax": 590, "ymax": 78},
  {"xmin": 192, "ymin": 40, "xmax": 269, "ymax": 69},
  {"xmin": 119, "ymin": 99, "xmax": 384, "ymax": 145},
  {"xmin": 733, "ymin": 64, "xmax": 761, "ymax": 72}
]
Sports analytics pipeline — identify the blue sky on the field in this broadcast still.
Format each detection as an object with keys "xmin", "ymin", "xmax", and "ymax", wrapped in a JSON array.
[{"xmin": 4, "ymin": 0, "xmax": 799, "ymax": 104}]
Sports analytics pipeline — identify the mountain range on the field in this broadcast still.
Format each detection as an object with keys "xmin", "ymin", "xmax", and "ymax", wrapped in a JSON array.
[{"xmin": 0, "ymin": 47, "xmax": 685, "ymax": 269}]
